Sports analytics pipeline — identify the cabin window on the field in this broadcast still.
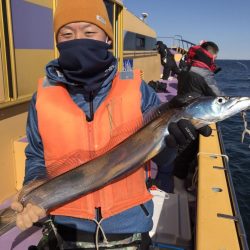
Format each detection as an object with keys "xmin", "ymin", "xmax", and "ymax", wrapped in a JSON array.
[
  {"xmin": 0, "ymin": 1, "xmax": 55, "ymax": 108},
  {"xmin": 136, "ymin": 36, "xmax": 145, "ymax": 50},
  {"xmin": 124, "ymin": 31, "xmax": 157, "ymax": 51}
]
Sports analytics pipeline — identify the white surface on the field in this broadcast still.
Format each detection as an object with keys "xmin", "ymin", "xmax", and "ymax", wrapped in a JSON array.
[{"xmin": 149, "ymin": 189, "xmax": 169, "ymax": 237}]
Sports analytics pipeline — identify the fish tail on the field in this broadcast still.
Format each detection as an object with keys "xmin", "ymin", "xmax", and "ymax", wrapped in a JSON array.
[{"xmin": 0, "ymin": 207, "xmax": 17, "ymax": 237}]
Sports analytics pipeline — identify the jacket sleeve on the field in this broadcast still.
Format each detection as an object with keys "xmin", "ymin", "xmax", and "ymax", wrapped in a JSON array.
[
  {"xmin": 178, "ymin": 71, "xmax": 218, "ymax": 97},
  {"xmin": 204, "ymin": 77, "xmax": 223, "ymax": 96},
  {"xmin": 140, "ymin": 80, "xmax": 161, "ymax": 112},
  {"xmin": 190, "ymin": 72, "xmax": 217, "ymax": 96},
  {"xmin": 24, "ymin": 93, "xmax": 47, "ymax": 184}
]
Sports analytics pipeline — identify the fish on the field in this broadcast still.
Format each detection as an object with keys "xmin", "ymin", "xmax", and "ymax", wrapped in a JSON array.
[{"xmin": 1, "ymin": 96, "xmax": 250, "ymax": 237}]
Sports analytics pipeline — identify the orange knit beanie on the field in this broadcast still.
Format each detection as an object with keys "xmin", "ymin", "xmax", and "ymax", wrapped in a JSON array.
[{"xmin": 54, "ymin": 0, "xmax": 113, "ymax": 41}]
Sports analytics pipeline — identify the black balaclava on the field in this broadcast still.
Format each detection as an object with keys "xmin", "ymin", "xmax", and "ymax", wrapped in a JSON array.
[{"xmin": 57, "ymin": 38, "xmax": 116, "ymax": 93}]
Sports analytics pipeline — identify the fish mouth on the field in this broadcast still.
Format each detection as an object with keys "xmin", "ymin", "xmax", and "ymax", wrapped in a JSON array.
[
  {"xmin": 226, "ymin": 97, "xmax": 250, "ymax": 115},
  {"xmin": 222, "ymin": 97, "xmax": 250, "ymax": 118}
]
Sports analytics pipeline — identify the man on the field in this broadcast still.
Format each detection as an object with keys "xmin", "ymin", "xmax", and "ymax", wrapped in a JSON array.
[
  {"xmin": 177, "ymin": 41, "xmax": 223, "ymax": 96},
  {"xmin": 174, "ymin": 41, "xmax": 222, "ymax": 196},
  {"xmin": 156, "ymin": 41, "xmax": 180, "ymax": 80},
  {"xmin": 11, "ymin": 1, "xmax": 210, "ymax": 249}
]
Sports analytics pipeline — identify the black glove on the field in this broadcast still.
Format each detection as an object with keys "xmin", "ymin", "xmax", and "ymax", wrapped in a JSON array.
[
  {"xmin": 165, "ymin": 119, "xmax": 212, "ymax": 148},
  {"xmin": 148, "ymin": 80, "xmax": 168, "ymax": 93},
  {"xmin": 164, "ymin": 93, "xmax": 212, "ymax": 148}
]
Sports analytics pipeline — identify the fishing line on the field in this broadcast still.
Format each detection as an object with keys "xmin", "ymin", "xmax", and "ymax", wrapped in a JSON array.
[
  {"xmin": 241, "ymin": 111, "xmax": 250, "ymax": 147},
  {"xmin": 237, "ymin": 62, "xmax": 249, "ymax": 71}
]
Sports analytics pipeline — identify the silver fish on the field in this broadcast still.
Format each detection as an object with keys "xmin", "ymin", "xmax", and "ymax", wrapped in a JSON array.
[{"xmin": 0, "ymin": 96, "xmax": 250, "ymax": 236}]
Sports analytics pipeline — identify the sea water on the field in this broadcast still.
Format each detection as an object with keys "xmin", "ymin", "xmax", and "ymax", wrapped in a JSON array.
[{"xmin": 216, "ymin": 60, "xmax": 250, "ymax": 245}]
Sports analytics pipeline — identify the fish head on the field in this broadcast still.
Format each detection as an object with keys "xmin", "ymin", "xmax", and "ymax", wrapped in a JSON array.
[{"xmin": 183, "ymin": 96, "xmax": 250, "ymax": 127}]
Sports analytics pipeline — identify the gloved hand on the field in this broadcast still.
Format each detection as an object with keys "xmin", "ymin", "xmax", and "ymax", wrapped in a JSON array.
[{"xmin": 165, "ymin": 119, "xmax": 212, "ymax": 148}]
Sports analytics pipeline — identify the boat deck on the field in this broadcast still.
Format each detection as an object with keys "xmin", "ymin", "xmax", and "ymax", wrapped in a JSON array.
[{"xmin": 157, "ymin": 79, "xmax": 178, "ymax": 102}]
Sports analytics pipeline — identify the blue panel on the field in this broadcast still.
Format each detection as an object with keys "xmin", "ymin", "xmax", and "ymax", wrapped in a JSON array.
[{"xmin": 123, "ymin": 58, "xmax": 134, "ymax": 71}]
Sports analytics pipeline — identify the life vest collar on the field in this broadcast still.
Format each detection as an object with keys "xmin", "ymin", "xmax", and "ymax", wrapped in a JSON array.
[{"xmin": 187, "ymin": 45, "xmax": 216, "ymax": 72}]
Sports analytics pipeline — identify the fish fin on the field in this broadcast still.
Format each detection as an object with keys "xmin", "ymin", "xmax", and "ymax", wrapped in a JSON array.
[
  {"xmin": 45, "ymin": 103, "xmax": 168, "ymax": 178},
  {"xmin": 45, "ymin": 117, "xmax": 145, "ymax": 178},
  {"xmin": 45, "ymin": 113, "xmax": 157, "ymax": 178},
  {"xmin": 0, "ymin": 207, "xmax": 16, "ymax": 237}
]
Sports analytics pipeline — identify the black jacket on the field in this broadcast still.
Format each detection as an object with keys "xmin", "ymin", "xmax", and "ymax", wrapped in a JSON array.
[
  {"xmin": 177, "ymin": 70, "xmax": 217, "ymax": 96},
  {"xmin": 157, "ymin": 43, "xmax": 176, "ymax": 67}
]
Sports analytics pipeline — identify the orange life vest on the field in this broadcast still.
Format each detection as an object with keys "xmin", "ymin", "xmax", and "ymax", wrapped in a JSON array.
[{"xmin": 36, "ymin": 70, "xmax": 152, "ymax": 219}]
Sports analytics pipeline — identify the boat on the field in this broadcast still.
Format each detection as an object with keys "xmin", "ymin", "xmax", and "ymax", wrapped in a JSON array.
[{"xmin": 0, "ymin": 0, "xmax": 248, "ymax": 249}]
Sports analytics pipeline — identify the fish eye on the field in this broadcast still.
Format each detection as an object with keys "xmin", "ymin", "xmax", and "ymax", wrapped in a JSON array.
[{"xmin": 216, "ymin": 97, "xmax": 226, "ymax": 105}]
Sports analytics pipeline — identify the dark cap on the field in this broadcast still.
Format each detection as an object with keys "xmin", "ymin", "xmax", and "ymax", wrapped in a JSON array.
[
  {"xmin": 156, "ymin": 41, "xmax": 164, "ymax": 45},
  {"xmin": 201, "ymin": 41, "xmax": 219, "ymax": 53}
]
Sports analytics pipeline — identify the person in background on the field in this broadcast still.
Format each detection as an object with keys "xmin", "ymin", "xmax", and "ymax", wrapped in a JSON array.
[
  {"xmin": 177, "ymin": 41, "xmax": 223, "ymax": 96},
  {"xmin": 156, "ymin": 41, "xmax": 180, "ymax": 80},
  {"xmin": 178, "ymin": 53, "xmax": 189, "ymax": 72},
  {"xmin": 174, "ymin": 41, "xmax": 222, "ymax": 197},
  {"xmin": 10, "ymin": 1, "xmax": 211, "ymax": 249}
]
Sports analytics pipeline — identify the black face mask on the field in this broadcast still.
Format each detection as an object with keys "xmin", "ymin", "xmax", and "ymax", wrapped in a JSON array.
[{"xmin": 57, "ymin": 39, "xmax": 116, "ymax": 92}]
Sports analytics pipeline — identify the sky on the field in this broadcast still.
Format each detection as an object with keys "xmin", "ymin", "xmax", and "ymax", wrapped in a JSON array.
[{"xmin": 123, "ymin": 0, "xmax": 250, "ymax": 60}]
